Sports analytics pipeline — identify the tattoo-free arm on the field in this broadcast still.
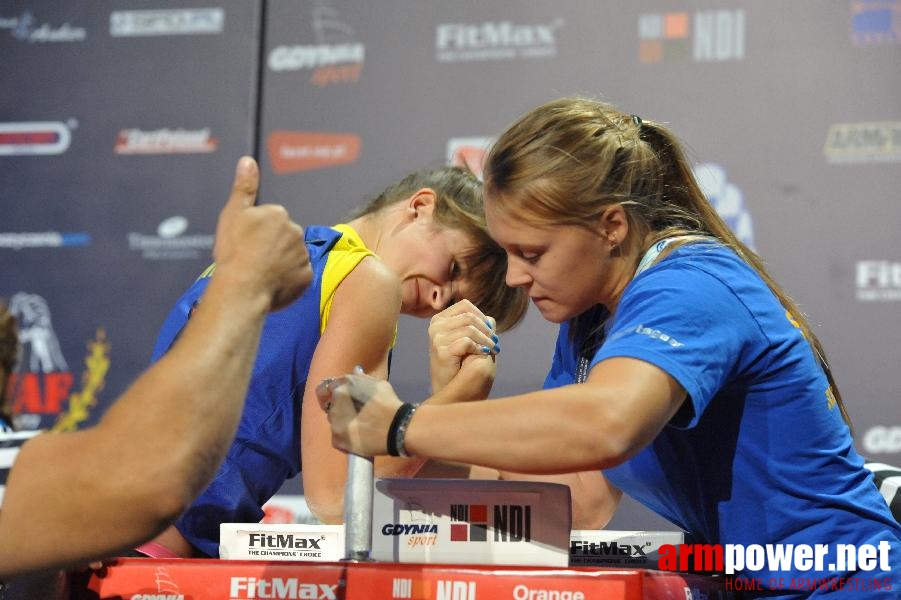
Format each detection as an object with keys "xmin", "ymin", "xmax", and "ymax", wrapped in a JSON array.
[
  {"xmin": 404, "ymin": 357, "xmax": 686, "ymax": 474},
  {"xmin": 301, "ymin": 257, "xmax": 427, "ymax": 524}
]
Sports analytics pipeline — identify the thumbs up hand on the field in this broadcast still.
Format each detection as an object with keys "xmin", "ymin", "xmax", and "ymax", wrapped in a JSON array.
[{"xmin": 214, "ymin": 156, "xmax": 312, "ymax": 311}]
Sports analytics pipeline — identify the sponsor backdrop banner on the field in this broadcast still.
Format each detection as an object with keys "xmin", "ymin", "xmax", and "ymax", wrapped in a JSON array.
[{"xmin": 2, "ymin": 0, "xmax": 899, "ymax": 529}]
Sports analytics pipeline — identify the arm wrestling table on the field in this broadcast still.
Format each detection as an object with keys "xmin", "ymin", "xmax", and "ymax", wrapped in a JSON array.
[
  {"xmin": 69, "ymin": 557, "xmax": 735, "ymax": 599},
  {"xmin": 62, "ymin": 453, "xmax": 738, "ymax": 598}
]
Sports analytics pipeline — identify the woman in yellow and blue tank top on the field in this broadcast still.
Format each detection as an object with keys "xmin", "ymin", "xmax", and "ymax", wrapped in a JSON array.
[{"xmin": 143, "ymin": 166, "xmax": 528, "ymax": 558}]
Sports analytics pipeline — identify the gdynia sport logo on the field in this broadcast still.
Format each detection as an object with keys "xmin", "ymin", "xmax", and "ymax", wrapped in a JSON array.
[{"xmin": 657, "ymin": 541, "xmax": 894, "ymax": 593}]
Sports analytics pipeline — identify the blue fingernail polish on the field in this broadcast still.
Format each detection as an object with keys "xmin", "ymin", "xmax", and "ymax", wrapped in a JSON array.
[
  {"xmin": 485, "ymin": 319, "xmax": 494, "ymax": 329},
  {"xmin": 491, "ymin": 334, "xmax": 499, "ymax": 343},
  {"xmin": 481, "ymin": 346, "xmax": 491, "ymax": 354},
  {"xmin": 493, "ymin": 344, "xmax": 501, "ymax": 353}
]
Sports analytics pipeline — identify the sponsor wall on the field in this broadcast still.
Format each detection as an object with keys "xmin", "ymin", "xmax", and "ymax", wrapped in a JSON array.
[{"xmin": 2, "ymin": 1, "xmax": 899, "ymax": 530}]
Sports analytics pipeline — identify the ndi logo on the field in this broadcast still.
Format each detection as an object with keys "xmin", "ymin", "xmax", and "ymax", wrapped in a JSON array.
[
  {"xmin": 450, "ymin": 503, "xmax": 488, "ymax": 542},
  {"xmin": 856, "ymin": 261, "xmax": 901, "ymax": 301},
  {"xmin": 449, "ymin": 503, "xmax": 531, "ymax": 542},
  {"xmin": 436, "ymin": 580, "xmax": 476, "ymax": 600},
  {"xmin": 639, "ymin": 10, "xmax": 745, "ymax": 63}
]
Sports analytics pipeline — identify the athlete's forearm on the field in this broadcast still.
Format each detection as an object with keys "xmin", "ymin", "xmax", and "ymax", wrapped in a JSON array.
[
  {"xmin": 101, "ymin": 265, "xmax": 273, "ymax": 504},
  {"xmin": 403, "ymin": 389, "xmax": 617, "ymax": 474},
  {"xmin": 404, "ymin": 357, "xmax": 685, "ymax": 475}
]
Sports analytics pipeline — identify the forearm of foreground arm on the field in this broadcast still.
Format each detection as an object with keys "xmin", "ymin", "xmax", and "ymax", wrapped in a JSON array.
[
  {"xmin": 404, "ymin": 390, "xmax": 629, "ymax": 474},
  {"xmin": 405, "ymin": 360, "xmax": 684, "ymax": 475},
  {"xmin": 103, "ymin": 266, "xmax": 272, "ymax": 504},
  {"xmin": 373, "ymin": 455, "xmax": 427, "ymax": 479},
  {"xmin": 0, "ymin": 269, "xmax": 272, "ymax": 576}
]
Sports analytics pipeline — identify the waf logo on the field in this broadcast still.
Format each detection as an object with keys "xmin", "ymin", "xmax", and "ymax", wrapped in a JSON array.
[
  {"xmin": 449, "ymin": 504, "xmax": 531, "ymax": 542},
  {"xmin": 638, "ymin": 10, "xmax": 745, "ymax": 63},
  {"xmin": 267, "ymin": 131, "xmax": 361, "ymax": 173},
  {"xmin": 5, "ymin": 292, "xmax": 108, "ymax": 431},
  {"xmin": 0, "ymin": 121, "xmax": 71, "ymax": 156},
  {"xmin": 6, "ymin": 293, "xmax": 72, "ymax": 426}
]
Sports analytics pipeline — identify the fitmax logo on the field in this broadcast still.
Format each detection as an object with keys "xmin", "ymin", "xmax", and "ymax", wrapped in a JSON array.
[
  {"xmin": 248, "ymin": 534, "xmax": 323, "ymax": 549},
  {"xmin": 229, "ymin": 577, "xmax": 337, "ymax": 599},
  {"xmin": 435, "ymin": 19, "xmax": 562, "ymax": 62},
  {"xmin": 856, "ymin": 261, "xmax": 901, "ymax": 301},
  {"xmin": 571, "ymin": 540, "xmax": 652, "ymax": 556}
]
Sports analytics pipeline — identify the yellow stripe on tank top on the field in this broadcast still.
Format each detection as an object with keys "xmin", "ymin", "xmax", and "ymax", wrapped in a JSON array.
[{"xmin": 320, "ymin": 224, "xmax": 398, "ymax": 349}]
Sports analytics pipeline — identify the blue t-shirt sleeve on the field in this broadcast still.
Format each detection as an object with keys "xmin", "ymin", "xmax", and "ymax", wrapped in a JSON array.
[
  {"xmin": 543, "ymin": 321, "xmax": 578, "ymax": 389},
  {"xmin": 150, "ymin": 277, "xmax": 211, "ymax": 363},
  {"xmin": 592, "ymin": 261, "xmax": 760, "ymax": 429}
]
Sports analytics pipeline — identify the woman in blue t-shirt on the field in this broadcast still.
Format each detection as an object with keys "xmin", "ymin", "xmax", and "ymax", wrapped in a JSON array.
[{"xmin": 321, "ymin": 97, "xmax": 901, "ymax": 597}]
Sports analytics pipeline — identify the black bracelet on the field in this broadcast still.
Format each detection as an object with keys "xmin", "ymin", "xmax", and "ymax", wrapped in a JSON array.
[{"xmin": 386, "ymin": 402, "xmax": 418, "ymax": 457}]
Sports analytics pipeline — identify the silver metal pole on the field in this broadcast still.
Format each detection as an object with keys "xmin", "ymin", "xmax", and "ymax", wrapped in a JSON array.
[
  {"xmin": 343, "ymin": 365, "xmax": 374, "ymax": 561},
  {"xmin": 343, "ymin": 454, "xmax": 374, "ymax": 561}
]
